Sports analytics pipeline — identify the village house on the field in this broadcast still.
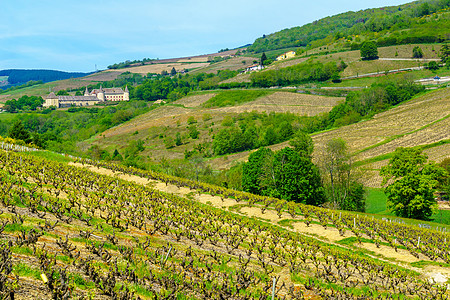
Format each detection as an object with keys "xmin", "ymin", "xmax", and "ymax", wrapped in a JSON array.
[
  {"xmin": 43, "ymin": 86, "xmax": 129, "ymax": 108},
  {"xmin": 245, "ymin": 64, "xmax": 264, "ymax": 72},
  {"xmin": 276, "ymin": 51, "xmax": 296, "ymax": 61}
]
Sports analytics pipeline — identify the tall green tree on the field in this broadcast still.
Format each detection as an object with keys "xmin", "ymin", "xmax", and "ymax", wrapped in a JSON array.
[
  {"xmin": 242, "ymin": 148, "xmax": 274, "ymax": 195},
  {"xmin": 320, "ymin": 138, "xmax": 365, "ymax": 212},
  {"xmin": 439, "ymin": 158, "xmax": 450, "ymax": 197},
  {"xmin": 380, "ymin": 147, "xmax": 447, "ymax": 220},
  {"xmin": 243, "ymin": 147, "xmax": 325, "ymax": 205},
  {"xmin": 360, "ymin": 41, "xmax": 378, "ymax": 60},
  {"xmin": 260, "ymin": 52, "xmax": 268, "ymax": 66},
  {"xmin": 272, "ymin": 147, "xmax": 325, "ymax": 205}
]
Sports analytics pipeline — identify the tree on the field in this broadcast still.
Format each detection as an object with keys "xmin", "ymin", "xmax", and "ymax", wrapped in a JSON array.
[
  {"xmin": 439, "ymin": 44, "xmax": 450, "ymax": 62},
  {"xmin": 242, "ymin": 148, "xmax": 274, "ymax": 195},
  {"xmin": 380, "ymin": 147, "xmax": 447, "ymax": 220},
  {"xmin": 439, "ymin": 158, "xmax": 450, "ymax": 197},
  {"xmin": 112, "ymin": 149, "xmax": 123, "ymax": 161},
  {"xmin": 175, "ymin": 133, "xmax": 183, "ymax": 146},
  {"xmin": 8, "ymin": 120, "xmax": 32, "ymax": 144},
  {"xmin": 260, "ymin": 52, "xmax": 268, "ymax": 66},
  {"xmin": 188, "ymin": 125, "xmax": 200, "ymax": 139},
  {"xmin": 427, "ymin": 61, "xmax": 439, "ymax": 71},
  {"xmin": 320, "ymin": 138, "xmax": 365, "ymax": 211},
  {"xmin": 170, "ymin": 67, "xmax": 177, "ymax": 76},
  {"xmin": 289, "ymin": 131, "xmax": 313, "ymax": 159},
  {"xmin": 242, "ymin": 147, "xmax": 325, "ymax": 205},
  {"xmin": 412, "ymin": 46, "xmax": 423, "ymax": 58},
  {"xmin": 273, "ymin": 148, "xmax": 325, "ymax": 205},
  {"xmin": 360, "ymin": 41, "xmax": 378, "ymax": 60}
]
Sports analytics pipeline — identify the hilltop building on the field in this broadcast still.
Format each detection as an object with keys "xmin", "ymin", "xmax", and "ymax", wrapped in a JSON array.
[
  {"xmin": 276, "ymin": 51, "xmax": 296, "ymax": 61},
  {"xmin": 43, "ymin": 86, "xmax": 129, "ymax": 108}
]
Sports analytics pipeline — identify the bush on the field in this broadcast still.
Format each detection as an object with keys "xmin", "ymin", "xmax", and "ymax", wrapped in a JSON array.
[{"xmin": 427, "ymin": 61, "xmax": 439, "ymax": 71}]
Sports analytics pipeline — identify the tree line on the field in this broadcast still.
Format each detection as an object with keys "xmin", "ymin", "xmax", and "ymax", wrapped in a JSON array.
[{"xmin": 249, "ymin": 60, "xmax": 345, "ymax": 87}]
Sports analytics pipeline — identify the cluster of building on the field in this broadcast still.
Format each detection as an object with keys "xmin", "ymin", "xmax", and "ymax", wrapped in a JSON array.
[
  {"xmin": 244, "ymin": 51, "xmax": 297, "ymax": 73},
  {"xmin": 43, "ymin": 86, "xmax": 129, "ymax": 108}
]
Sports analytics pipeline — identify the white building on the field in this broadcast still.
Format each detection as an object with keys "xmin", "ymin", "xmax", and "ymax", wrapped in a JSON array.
[{"xmin": 43, "ymin": 86, "xmax": 129, "ymax": 108}]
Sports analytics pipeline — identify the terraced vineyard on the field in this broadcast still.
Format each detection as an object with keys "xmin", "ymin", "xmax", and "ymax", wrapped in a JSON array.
[
  {"xmin": 207, "ymin": 87, "xmax": 450, "ymax": 180},
  {"xmin": 1, "ymin": 148, "xmax": 449, "ymax": 299}
]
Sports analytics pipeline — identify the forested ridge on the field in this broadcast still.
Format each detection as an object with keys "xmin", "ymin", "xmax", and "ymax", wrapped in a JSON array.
[
  {"xmin": 248, "ymin": 0, "xmax": 450, "ymax": 53},
  {"xmin": 0, "ymin": 69, "xmax": 91, "ymax": 86}
]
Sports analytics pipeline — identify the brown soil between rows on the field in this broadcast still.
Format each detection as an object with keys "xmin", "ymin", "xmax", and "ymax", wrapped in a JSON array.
[{"xmin": 68, "ymin": 162, "xmax": 445, "ymax": 270}]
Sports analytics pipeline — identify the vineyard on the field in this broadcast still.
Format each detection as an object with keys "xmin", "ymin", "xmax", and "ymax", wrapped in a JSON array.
[{"xmin": 0, "ymin": 148, "xmax": 449, "ymax": 299}]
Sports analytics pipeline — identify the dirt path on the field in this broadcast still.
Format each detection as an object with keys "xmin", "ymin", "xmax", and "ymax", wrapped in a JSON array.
[{"xmin": 68, "ymin": 162, "xmax": 449, "ymax": 284}]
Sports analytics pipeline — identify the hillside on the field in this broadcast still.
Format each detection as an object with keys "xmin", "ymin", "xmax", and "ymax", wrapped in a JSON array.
[
  {"xmin": 87, "ymin": 90, "xmax": 344, "ymax": 161},
  {"xmin": 0, "ymin": 148, "xmax": 449, "ymax": 299},
  {"xmin": 205, "ymin": 87, "xmax": 450, "ymax": 185},
  {"xmin": 247, "ymin": 0, "xmax": 450, "ymax": 53}
]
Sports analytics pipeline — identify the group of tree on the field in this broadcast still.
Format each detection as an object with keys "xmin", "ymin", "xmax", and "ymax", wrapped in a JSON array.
[
  {"xmin": 3, "ymin": 95, "xmax": 44, "ymax": 112},
  {"xmin": 0, "ymin": 80, "xmax": 43, "ymax": 92},
  {"xmin": 242, "ymin": 144, "xmax": 325, "ymax": 206},
  {"xmin": 0, "ymin": 101, "xmax": 151, "ymax": 153},
  {"xmin": 250, "ymin": 60, "xmax": 343, "ymax": 87},
  {"xmin": 212, "ymin": 111, "xmax": 322, "ymax": 156},
  {"xmin": 241, "ymin": 132, "xmax": 365, "ymax": 211},
  {"xmin": 327, "ymin": 79, "xmax": 425, "ymax": 128},
  {"xmin": 107, "ymin": 58, "xmax": 156, "ymax": 69},
  {"xmin": 133, "ymin": 70, "xmax": 239, "ymax": 102}
]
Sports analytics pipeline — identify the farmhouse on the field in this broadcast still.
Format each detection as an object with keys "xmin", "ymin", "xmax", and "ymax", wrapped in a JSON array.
[
  {"xmin": 276, "ymin": 51, "xmax": 296, "ymax": 61},
  {"xmin": 245, "ymin": 64, "xmax": 264, "ymax": 72},
  {"xmin": 43, "ymin": 86, "xmax": 129, "ymax": 108}
]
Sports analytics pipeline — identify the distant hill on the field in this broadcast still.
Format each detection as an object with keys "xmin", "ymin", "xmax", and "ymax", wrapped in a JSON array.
[
  {"xmin": 248, "ymin": 0, "xmax": 449, "ymax": 53},
  {"xmin": 0, "ymin": 69, "xmax": 92, "ymax": 89}
]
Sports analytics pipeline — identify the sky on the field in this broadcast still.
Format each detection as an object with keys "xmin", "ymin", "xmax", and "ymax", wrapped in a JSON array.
[{"xmin": 1, "ymin": 0, "xmax": 412, "ymax": 72}]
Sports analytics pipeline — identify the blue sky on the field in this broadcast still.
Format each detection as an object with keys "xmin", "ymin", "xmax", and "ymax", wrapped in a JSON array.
[{"xmin": 1, "ymin": 0, "xmax": 411, "ymax": 72}]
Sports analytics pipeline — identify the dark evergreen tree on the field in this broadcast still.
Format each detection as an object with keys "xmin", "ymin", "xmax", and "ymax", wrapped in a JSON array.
[
  {"xmin": 260, "ymin": 52, "xmax": 267, "ymax": 65},
  {"xmin": 8, "ymin": 120, "xmax": 32, "ymax": 144}
]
